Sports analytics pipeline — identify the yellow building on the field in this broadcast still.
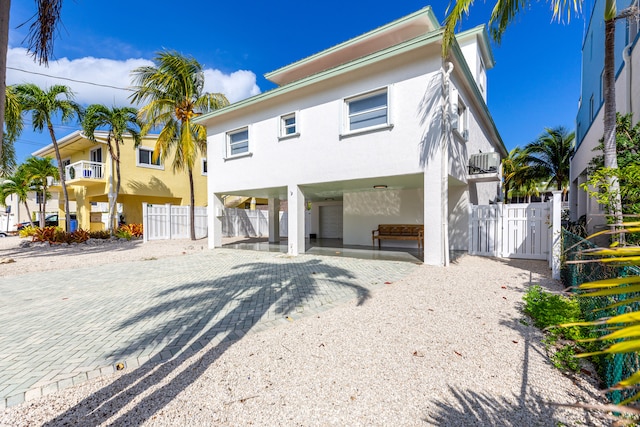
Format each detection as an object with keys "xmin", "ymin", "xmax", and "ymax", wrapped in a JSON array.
[{"xmin": 33, "ymin": 130, "xmax": 208, "ymax": 231}]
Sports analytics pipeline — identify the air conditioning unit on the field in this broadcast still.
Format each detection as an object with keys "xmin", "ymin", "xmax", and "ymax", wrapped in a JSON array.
[{"xmin": 469, "ymin": 152, "xmax": 499, "ymax": 174}]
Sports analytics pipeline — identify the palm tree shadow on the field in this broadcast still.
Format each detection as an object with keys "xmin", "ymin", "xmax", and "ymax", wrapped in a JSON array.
[{"xmin": 42, "ymin": 258, "xmax": 370, "ymax": 426}]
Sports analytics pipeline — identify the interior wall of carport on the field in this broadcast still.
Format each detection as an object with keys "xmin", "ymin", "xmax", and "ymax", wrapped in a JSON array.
[
  {"xmin": 342, "ymin": 188, "xmax": 424, "ymax": 247},
  {"xmin": 448, "ymin": 178, "xmax": 469, "ymax": 252}
]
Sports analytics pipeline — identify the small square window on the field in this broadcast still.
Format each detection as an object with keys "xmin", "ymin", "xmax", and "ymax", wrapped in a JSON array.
[
  {"xmin": 202, "ymin": 158, "xmax": 208, "ymax": 175},
  {"xmin": 137, "ymin": 147, "xmax": 162, "ymax": 168},
  {"xmin": 346, "ymin": 89, "xmax": 388, "ymax": 132},
  {"xmin": 280, "ymin": 113, "xmax": 297, "ymax": 137},
  {"xmin": 228, "ymin": 128, "xmax": 249, "ymax": 157}
]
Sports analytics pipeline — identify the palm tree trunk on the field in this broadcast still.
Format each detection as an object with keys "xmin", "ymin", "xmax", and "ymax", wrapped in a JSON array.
[
  {"xmin": 0, "ymin": 0, "xmax": 10, "ymax": 171},
  {"xmin": 47, "ymin": 122, "xmax": 71, "ymax": 231},
  {"xmin": 23, "ymin": 201, "xmax": 33, "ymax": 228},
  {"xmin": 603, "ymin": 17, "xmax": 624, "ymax": 242},
  {"xmin": 115, "ymin": 140, "xmax": 122, "ymax": 229},
  {"xmin": 188, "ymin": 166, "xmax": 195, "ymax": 240},
  {"xmin": 41, "ymin": 184, "xmax": 48, "ymax": 227}
]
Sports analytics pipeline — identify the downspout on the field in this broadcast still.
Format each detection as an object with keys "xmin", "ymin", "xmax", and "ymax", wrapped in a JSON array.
[{"xmin": 441, "ymin": 61, "xmax": 454, "ymax": 267}]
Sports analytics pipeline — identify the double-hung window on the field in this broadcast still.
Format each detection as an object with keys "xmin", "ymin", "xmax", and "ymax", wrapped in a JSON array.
[
  {"xmin": 280, "ymin": 113, "xmax": 297, "ymax": 137},
  {"xmin": 228, "ymin": 128, "xmax": 249, "ymax": 157},
  {"xmin": 137, "ymin": 147, "xmax": 162, "ymax": 168},
  {"xmin": 346, "ymin": 88, "xmax": 388, "ymax": 132}
]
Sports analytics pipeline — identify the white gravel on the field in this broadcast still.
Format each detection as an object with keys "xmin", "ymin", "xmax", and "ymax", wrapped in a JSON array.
[{"xmin": 0, "ymin": 238, "xmax": 610, "ymax": 426}]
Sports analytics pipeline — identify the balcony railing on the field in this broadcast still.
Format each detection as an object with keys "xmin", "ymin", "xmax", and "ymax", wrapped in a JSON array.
[
  {"xmin": 468, "ymin": 152, "xmax": 500, "ymax": 175},
  {"xmin": 65, "ymin": 161, "xmax": 104, "ymax": 181}
]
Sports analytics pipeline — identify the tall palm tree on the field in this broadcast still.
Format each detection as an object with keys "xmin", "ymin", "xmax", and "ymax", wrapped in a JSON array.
[
  {"xmin": 525, "ymin": 126, "xmax": 575, "ymax": 199},
  {"xmin": 2, "ymin": 86, "xmax": 23, "ymax": 175},
  {"xmin": 22, "ymin": 156, "xmax": 58, "ymax": 227},
  {"xmin": 82, "ymin": 104, "xmax": 141, "ymax": 231},
  {"xmin": 130, "ymin": 50, "xmax": 229, "ymax": 240},
  {"xmin": 443, "ymin": 0, "xmax": 637, "ymax": 236},
  {"xmin": 502, "ymin": 147, "xmax": 532, "ymax": 203},
  {"xmin": 0, "ymin": 0, "xmax": 64, "ymax": 176},
  {"xmin": 0, "ymin": 165, "xmax": 35, "ymax": 228},
  {"xmin": 15, "ymin": 83, "xmax": 82, "ymax": 231}
]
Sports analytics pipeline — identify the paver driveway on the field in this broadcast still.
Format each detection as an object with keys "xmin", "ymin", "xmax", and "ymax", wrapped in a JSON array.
[{"xmin": 0, "ymin": 248, "xmax": 418, "ymax": 409}]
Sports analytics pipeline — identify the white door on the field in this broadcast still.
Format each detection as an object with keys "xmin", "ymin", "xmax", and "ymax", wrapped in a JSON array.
[{"xmin": 319, "ymin": 205, "xmax": 343, "ymax": 238}]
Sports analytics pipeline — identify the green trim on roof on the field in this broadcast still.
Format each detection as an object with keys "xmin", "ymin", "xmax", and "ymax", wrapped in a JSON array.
[
  {"xmin": 264, "ymin": 6, "xmax": 440, "ymax": 82},
  {"xmin": 455, "ymin": 25, "xmax": 496, "ymax": 69}
]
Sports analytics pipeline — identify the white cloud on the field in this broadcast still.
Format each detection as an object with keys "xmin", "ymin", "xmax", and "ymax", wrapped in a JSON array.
[{"xmin": 6, "ymin": 47, "xmax": 261, "ymax": 107}]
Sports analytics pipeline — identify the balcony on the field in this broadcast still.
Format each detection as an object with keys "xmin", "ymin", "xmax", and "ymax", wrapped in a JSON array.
[
  {"xmin": 468, "ymin": 152, "xmax": 500, "ymax": 182},
  {"xmin": 64, "ymin": 161, "xmax": 105, "ymax": 185}
]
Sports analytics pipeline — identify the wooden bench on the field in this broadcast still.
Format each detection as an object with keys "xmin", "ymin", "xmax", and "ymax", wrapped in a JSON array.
[{"xmin": 372, "ymin": 224, "xmax": 424, "ymax": 250}]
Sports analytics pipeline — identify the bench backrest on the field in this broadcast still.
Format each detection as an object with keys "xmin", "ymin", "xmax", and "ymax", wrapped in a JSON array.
[{"xmin": 377, "ymin": 224, "xmax": 423, "ymax": 236}]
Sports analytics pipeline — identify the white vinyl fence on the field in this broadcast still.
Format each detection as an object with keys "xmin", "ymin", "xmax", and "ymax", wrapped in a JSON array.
[
  {"xmin": 143, "ymin": 203, "xmax": 207, "ymax": 241},
  {"xmin": 469, "ymin": 202, "xmax": 552, "ymax": 260},
  {"xmin": 221, "ymin": 208, "xmax": 288, "ymax": 237}
]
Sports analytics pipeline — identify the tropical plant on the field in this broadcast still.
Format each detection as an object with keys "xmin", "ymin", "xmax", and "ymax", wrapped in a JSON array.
[
  {"xmin": 0, "ymin": 0, "xmax": 64, "ymax": 177},
  {"xmin": 82, "ymin": 104, "xmax": 140, "ymax": 231},
  {"xmin": 15, "ymin": 83, "xmax": 82, "ymax": 231},
  {"xmin": 2, "ymin": 85, "xmax": 24, "ymax": 175},
  {"xmin": 443, "ymin": 0, "xmax": 638, "ymax": 241},
  {"xmin": 0, "ymin": 165, "xmax": 35, "ymax": 228},
  {"xmin": 130, "ymin": 50, "xmax": 229, "ymax": 240},
  {"xmin": 525, "ymin": 126, "xmax": 575, "ymax": 199},
  {"xmin": 22, "ymin": 156, "xmax": 58, "ymax": 228},
  {"xmin": 501, "ymin": 146, "xmax": 540, "ymax": 203}
]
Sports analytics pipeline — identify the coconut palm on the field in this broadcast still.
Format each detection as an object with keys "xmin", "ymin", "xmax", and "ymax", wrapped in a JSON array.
[
  {"xmin": 82, "ymin": 104, "xmax": 140, "ymax": 231},
  {"xmin": 0, "ymin": 165, "xmax": 35, "ymax": 228},
  {"xmin": 502, "ymin": 147, "xmax": 533, "ymax": 203},
  {"xmin": 15, "ymin": 83, "xmax": 82, "ymax": 231},
  {"xmin": 525, "ymin": 126, "xmax": 575, "ymax": 199},
  {"xmin": 0, "ymin": 0, "xmax": 64, "ymax": 177},
  {"xmin": 2, "ymin": 86, "xmax": 23, "ymax": 175},
  {"xmin": 22, "ymin": 156, "xmax": 58, "ymax": 228},
  {"xmin": 443, "ymin": 0, "xmax": 638, "ymax": 237},
  {"xmin": 130, "ymin": 50, "xmax": 229, "ymax": 240}
]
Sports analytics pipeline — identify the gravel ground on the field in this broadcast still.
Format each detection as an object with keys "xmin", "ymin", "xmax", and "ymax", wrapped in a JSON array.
[{"xmin": 0, "ymin": 238, "xmax": 610, "ymax": 426}]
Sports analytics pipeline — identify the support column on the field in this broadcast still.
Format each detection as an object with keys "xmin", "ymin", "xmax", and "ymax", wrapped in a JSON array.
[
  {"xmin": 423, "ymin": 151, "xmax": 445, "ymax": 266},
  {"xmin": 268, "ymin": 197, "xmax": 280, "ymax": 243},
  {"xmin": 208, "ymin": 193, "xmax": 224, "ymax": 249},
  {"xmin": 287, "ymin": 184, "xmax": 305, "ymax": 256}
]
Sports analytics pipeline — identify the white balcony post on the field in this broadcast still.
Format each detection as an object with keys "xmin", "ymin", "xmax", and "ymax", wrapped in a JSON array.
[{"xmin": 551, "ymin": 191, "xmax": 562, "ymax": 280}]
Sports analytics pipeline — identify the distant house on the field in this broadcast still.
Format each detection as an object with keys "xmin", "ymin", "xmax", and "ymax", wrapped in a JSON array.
[
  {"xmin": 33, "ymin": 130, "xmax": 208, "ymax": 231},
  {"xmin": 569, "ymin": 0, "xmax": 640, "ymax": 232},
  {"xmin": 196, "ymin": 7, "xmax": 506, "ymax": 266}
]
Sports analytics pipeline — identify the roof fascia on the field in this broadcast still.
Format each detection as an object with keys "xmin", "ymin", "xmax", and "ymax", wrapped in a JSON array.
[
  {"xmin": 264, "ymin": 6, "xmax": 440, "ymax": 84},
  {"xmin": 196, "ymin": 30, "xmax": 444, "ymax": 124}
]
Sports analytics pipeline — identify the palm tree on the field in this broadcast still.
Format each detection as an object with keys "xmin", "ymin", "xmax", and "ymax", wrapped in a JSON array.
[
  {"xmin": 0, "ymin": 0, "xmax": 64, "ymax": 176},
  {"xmin": 525, "ymin": 126, "xmax": 575, "ymax": 199},
  {"xmin": 2, "ymin": 86, "xmax": 23, "ymax": 175},
  {"xmin": 22, "ymin": 156, "xmax": 58, "ymax": 227},
  {"xmin": 443, "ymin": 0, "xmax": 638, "ymax": 237},
  {"xmin": 0, "ymin": 165, "xmax": 35, "ymax": 228},
  {"xmin": 130, "ymin": 50, "xmax": 229, "ymax": 240},
  {"xmin": 502, "ymin": 147, "xmax": 532, "ymax": 203},
  {"xmin": 15, "ymin": 83, "xmax": 82, "ymax": 231},
  {"xmin": 82, "ymin": 104, "xmax": 141, "ymax": 231}
]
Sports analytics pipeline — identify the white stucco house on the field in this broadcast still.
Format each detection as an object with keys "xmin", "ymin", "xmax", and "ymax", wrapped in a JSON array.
[{"xmin": 197, "ymin": 6, "xmax": 506, "ymax": 266}]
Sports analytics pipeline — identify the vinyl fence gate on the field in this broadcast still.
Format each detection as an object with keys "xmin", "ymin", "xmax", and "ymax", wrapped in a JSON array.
[
  {"xmin": 469, "ymin": 202, "xmax": 552, "ymax": 261},
  {"xmin": 143, "ymin": 203, "xmax": 208, "ymax": 241}
]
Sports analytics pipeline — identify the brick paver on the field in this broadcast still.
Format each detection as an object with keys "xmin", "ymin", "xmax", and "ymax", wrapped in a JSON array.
[{"xmin": 0, "ymin": 248, "xmax": 417, "ymax": 409}]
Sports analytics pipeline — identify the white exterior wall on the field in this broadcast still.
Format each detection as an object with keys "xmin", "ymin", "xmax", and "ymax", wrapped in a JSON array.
[
  {"xmin": 207, "ymin": 56, "xmax": 443, "ymax": 193},
  {"xmin": 342, "ymin": 188, "xmax": 424, "ymax": 247}
]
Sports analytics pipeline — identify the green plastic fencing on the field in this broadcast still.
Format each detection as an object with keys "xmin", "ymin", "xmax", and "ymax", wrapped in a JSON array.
[{"xmin": 561, "ymin": 229, "xmax": 640, "ymax": 404}]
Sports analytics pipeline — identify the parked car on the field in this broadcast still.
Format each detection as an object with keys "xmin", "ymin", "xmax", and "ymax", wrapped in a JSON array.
[{"xmin": 15, "ymin": 214, "xmax": 78, "ymax": 231}]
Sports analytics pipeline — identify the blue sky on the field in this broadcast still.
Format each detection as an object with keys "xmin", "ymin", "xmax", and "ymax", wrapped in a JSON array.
[{"xmin": 7, "ymin": 1, "xmax": 589, "ymax": 164}]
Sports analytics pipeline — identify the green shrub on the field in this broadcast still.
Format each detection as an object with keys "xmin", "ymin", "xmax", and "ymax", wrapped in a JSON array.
[
  {"xmin": 115, "ymin": 228, "xmax": 132, "ymax": 240},
  {"xmin": 19, "ymin": 225, "xmax": 39, "ymax": 238},
  {"xmin": 89, "ymin": 230, "xmax": 111, "ymax": 239}
]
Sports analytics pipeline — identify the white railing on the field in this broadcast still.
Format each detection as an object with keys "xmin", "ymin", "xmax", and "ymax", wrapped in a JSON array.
[
  {"xmin": 143, "ymin": 203, "xmax": 208, "ymax": 241},
  {"xmin": 66, "ymin": 161, "xmax": 104, "ymax": 181}
]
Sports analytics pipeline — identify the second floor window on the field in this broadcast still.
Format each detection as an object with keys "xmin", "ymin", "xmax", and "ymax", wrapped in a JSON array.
[
  {"xmin": 280, "ymin": 113, "xmax": 297, "ymax": 137},
  {"xmin": 346, "ymin": 89, "xmax": 388, "ymax": 132},
  {"xmin": 228, "ymin": 128, "xmax": 249, "ymax": 156},
  {"xmin": 137, "ymin": 147, "xmax": 162, "ymax": 168}
]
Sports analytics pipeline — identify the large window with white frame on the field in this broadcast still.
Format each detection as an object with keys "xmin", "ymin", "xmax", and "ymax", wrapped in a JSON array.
[
  {"xmin": 137, "ymin": 147, "xmax": 162, "ymax": 169},
  {"xmin": 345, "ymin": 88, "xmax": 388, "ymax": 132},
  {"xmin": 227, "ymin": 127, "xmax": 249, "ymax": 157},
  {"xmin": 280, "ymin": 112, "xmax": 298, "ymax": 138}
]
